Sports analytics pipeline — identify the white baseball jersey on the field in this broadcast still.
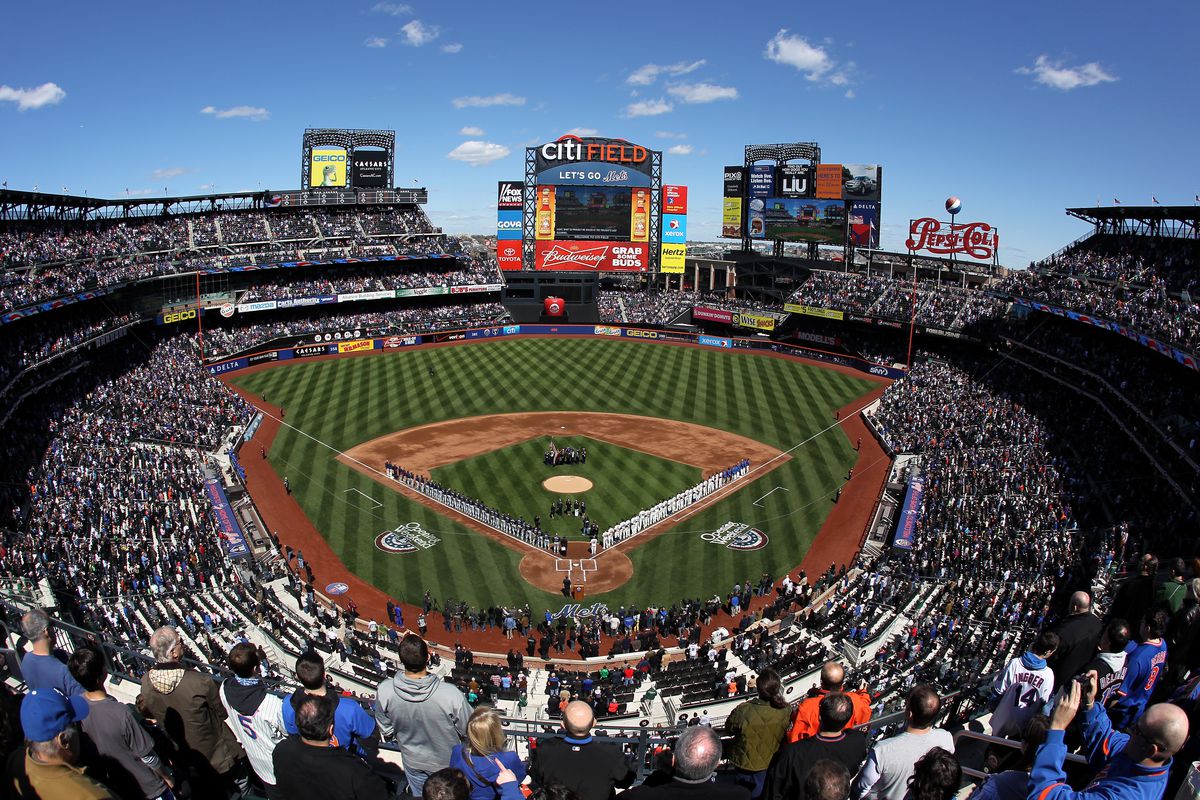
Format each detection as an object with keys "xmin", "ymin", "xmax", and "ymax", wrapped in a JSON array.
[
  {"xmin": 220, "ymin": 682, "xmax": 287, "ymax": 785},
  {"xmin": 989, "ymin": 655, "xmax": 1055, "ymax": 738}
]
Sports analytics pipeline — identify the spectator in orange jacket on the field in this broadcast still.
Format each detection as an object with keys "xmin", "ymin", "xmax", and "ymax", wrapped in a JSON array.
[{"xmin": 788, "ymin": 662, "xmax": 872, "ymax": 741}]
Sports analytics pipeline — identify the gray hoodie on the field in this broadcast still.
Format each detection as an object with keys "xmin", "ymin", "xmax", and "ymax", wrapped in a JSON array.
[{"xmin": 374, "ymin": 672, "xmax": 471, "ymax": 773}]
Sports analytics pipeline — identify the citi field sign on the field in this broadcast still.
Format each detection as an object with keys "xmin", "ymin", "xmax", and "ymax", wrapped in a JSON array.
[{"xmin": 532, "ymin": 135, "xmax": 657, "ymax": 187}]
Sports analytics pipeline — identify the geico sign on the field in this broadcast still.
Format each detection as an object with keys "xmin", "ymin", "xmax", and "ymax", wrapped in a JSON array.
[
  {"xmin": 626, "ymin": 329, "xmax": 658, "ymax": 339},
  {"xmin": 540, "ymin": 140, "xmax": 647, "ymax": 164},
  {"xmin": 162, "ymin": 309, "xmax": 197, "ymax": 324},
  {"xmin": 313, "ymin": 153, "xmax": 346, "ymax": 162}
]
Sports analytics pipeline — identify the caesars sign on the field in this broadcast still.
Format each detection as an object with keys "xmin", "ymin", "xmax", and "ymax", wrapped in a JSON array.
[
  {"xmin": 310, "ymin": 148, "xmax": 347, "ymax": 188},
  {"xmin": 906, "ymin": 218, "xmax": 999, "ymax": 261}
]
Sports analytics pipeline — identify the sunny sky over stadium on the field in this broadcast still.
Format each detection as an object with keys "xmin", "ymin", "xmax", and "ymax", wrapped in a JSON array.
[{"xmin": 1, "ymin": 0, "xmax": 1196, "ymax": 265}]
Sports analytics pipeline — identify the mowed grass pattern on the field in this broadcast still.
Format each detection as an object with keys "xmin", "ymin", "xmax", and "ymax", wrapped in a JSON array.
[
  {"xmin": 431, "ymin": 437, "xmax": 702, "ymax": 539},
  {"xmin": 230, "ymin": 339, "xmax": 875, "ymax": 613}
]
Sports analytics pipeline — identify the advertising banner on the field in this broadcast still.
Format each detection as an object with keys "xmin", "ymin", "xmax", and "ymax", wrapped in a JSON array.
[
  {"xmin": 784, "ymin": 303, "xmax": 845, "ymax": 321},
  {"xmin": 693, "ymin": 306, "xmax": 735, "ymax": 324},
  {"xmin": 534, "ymin": 241, "xmax": 648, "ymax": 271},
  {"xmin": 496, "ymin": 209, "xmax": 522, "ymax": 240},
  {"xmin": 310, "ymin": 147, "xmax": 348, "ymax": 188},
  {"xmin": 338, "ymin": 339, "xmax": 376, "ymax": 353},
  {"xmin": 383, "ymin": 335, "xmax": 422, "ymax": 348},
  {"xmin": 749, "ymin": 165, "xmax": 775, "ymax": 198},
  {"xmin": 723, "ymin": 166, "xmax": 746, "ymax": 197},
  {"xmin": 698, "ymin": 335, "xmax": 732, "ymax": 348},
  {"xmin": 661, "ymin": 213, "xmax": 687, "ymax": 243},
  {"xmin": 496, "ymin": 240, "xmax": 522, "ymax": 271},
  {"xmin": 892, "ymin": 473, "xmax": 925, "ymax": 550},
  {"xmin": 351, "ymin": 151, "xmax": 388, "ymax": 188},
  {"xmin": 663, "ymin": 184, "xmax": 688, "ymax": 214},
  {"xmin": 906, "ymin": 218, "xmax": 998, "ymax": 261},
  {"xmin": 535, "ymin": 186, "xmax": 556, "ymax": 241},
  {"xmin": 207, "ymin": 358, "xmax": 248, "ymax": 375},
  {"xmin": 533, "ymin": 136, "xmax": 654, "ymax": 186},
  {"xmin": 630, "ymin": 188, "xmax": 650, "ymax": 243},
  {"xmin": 497, "ymin": 181, "xmax": 524, "ymax": 210},
  {"xmin": 157, "ymin": 308, "xmax": 198, "ymax": 325},
  {"xmin": 247, "ymin": 351, "xmax": 279, "ymax": 365},
  {"xmin": 815, "ymin": 164, "xmax": 843, "ymax": 199},
  {"xmin": 292, "ymin": 343, "xmax": 337, "ymax": 358},
  {"xmin": 848, "ymin": 201, "xmax": 881, "ymax": 249},
  {"xmin": 776, "ymin": 164, "xmax": 814, "ymax": 198},
  {"xmin": 396, "ymin": 286, "xmax": 449, "ymax": 298},
  {"xmin": 660, "ymin": 243, "xmax": 686, "ymax": 273},
  {"xmin": 842, "ymin": 164, "xmax": 882, "ymax": 201},
  {"xmin": 449, "ymin": 283, "xmax": 503, "ymax": 294},
  {"xmin": 204, "ymin": 479, "xmax": 250, "ymax": 559},
  {"xmin": 748, "ymin": 197, "xmax": 846, "ymax": 244},
  {"xmin": 792, "ymin": 330, "xmax": 840, "ymax": 346},
  {"xmin": 736, "ymin": 312, "xmax": 777, "ymax": 331},
  {"xmin": 337, "ymin": 290, "xmax": 394, "ymax": 302},
  {"xmin": 721, "ymin": 198, "xmax": 743, "ymax": 239},
  {"xmin": 236, "ymin": 300, "xmax": 278, "ymax": 314}
]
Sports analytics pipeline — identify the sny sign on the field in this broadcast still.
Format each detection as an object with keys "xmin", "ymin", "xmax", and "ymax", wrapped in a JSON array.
[{"xmin": 906, "ymin": 218, "xmax": 998, "ymax": 260}]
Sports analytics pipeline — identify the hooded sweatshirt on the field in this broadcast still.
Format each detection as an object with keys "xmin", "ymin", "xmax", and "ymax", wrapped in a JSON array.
[
  {"xmin": 989, "ymin": 651, "xmax": 1054, "ymax": 738},
  {"xmin": 374, "ymin": 671, "xmax": 471, "ymax": 773},
  {"xmin": 219, "ymin": 677, "xmax": 286, "ymax": 785}
]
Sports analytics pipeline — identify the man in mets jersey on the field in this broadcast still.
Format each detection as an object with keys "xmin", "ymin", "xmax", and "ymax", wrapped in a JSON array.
[
  {"xmin": 1110, "ymin": 610, "xmax": 1170, "ymax": 731},
  {"xmin": 219, "ymin": 643, "xmax": 287, "ymax": 797},
  {"xmin": 989, "ymin": 631, "xmax": 1059, "ymax": 738}
]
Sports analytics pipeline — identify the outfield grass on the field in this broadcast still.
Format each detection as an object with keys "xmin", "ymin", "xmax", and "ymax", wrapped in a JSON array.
[
  {"xmin": 230, "ymin": 338, "xmax": 875, "ymax": 613},
  {"xmin": 430, "ymin": 436, "xmax": 702, "ymax": 539}
]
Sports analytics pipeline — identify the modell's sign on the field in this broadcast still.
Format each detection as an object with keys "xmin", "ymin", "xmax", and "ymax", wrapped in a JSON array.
[{"xmin": 906, "ymin": 218, "xmax": 999, "ymax": 261}]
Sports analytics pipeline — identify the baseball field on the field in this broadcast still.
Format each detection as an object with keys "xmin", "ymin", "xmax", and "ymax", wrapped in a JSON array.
[{"xmin": 228, "ymin": 337, "xmax": 878, "ymax": 614}]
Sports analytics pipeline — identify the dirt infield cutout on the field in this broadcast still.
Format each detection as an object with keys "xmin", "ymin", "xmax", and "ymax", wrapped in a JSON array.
[
  {"xmin": 339, "ymin": 411, "xmax": 790, "ymax": 593},
  {"xmin": 541, "ymin": 475, "xmax": 593, "ymax": 493}
]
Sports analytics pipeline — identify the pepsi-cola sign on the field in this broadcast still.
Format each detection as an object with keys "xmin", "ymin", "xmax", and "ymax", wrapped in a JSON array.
[{"xmin": 906, "ymin": 218, "xmax": 998, "ymax": 261}]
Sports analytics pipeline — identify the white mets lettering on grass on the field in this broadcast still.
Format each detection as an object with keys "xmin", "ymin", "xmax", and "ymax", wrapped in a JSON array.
[
  {"xmin": 375, "ymin": 522, "xmax": 441, "ymax": 554},
  {"xmin": 551, "ymin": 602, "xmax": 609, "ymax": 620},
  {"xmin": 702, "ymin": 522, "xmax": 769, "ymax": 551}
]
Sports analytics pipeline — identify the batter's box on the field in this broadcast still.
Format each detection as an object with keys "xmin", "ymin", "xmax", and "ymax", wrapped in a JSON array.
[{"xmin": 554, "ymin": 559, "xmax": 599, "ymax": 582}]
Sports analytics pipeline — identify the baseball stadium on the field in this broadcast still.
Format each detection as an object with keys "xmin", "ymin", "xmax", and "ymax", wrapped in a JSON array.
[{"xmin": 1, "ymin": 7, "xmax": 1198, "ymax": 798}]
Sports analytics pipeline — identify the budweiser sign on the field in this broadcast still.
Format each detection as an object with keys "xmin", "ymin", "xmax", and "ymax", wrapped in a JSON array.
[
  {"xmin": 535, "ymin": 241, "xmax": 647, "ymax": 271},
  {"xmin": 906, "ymin": 218, "xmax": 999, "ymax": 260}
]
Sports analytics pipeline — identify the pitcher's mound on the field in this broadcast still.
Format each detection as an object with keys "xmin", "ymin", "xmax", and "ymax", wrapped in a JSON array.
[{"xmin": 542, "ymin": 475, "xmax": 593, "ymax": 493}]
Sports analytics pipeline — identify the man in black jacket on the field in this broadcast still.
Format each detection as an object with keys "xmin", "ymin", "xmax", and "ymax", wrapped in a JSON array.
[
  {"xmin": 272, "ymin": 695, "xmax": 390, "ymax": 800},
  {"xmin": 767, "ymin": 694, "xmax": 867, "ymax": 800},
  {"xmin": 530, "ymin": 701, "xmax": 634, "ymax": 800},
  {"xmin": 622, "ymin": 726, "xmax": 748, "ymax": 799},
  {"xmin": 1108, "ymin": 554, "xmax": 1157, "ymax": 629},
  {"xmin": 1048, "ymin": 592, "xmax": 1103, "ymax": 688}
]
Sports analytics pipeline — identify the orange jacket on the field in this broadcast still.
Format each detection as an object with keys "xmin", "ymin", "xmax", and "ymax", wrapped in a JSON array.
[{"xmin": 786, "ymin": 689, "xmax": 872, "ymax": 741}]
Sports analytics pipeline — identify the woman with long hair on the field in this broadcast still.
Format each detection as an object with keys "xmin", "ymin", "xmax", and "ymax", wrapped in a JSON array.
[
  {"xmin": 906, "ymin": 747, "xmax": 962, "ymax": 800},
  {"xmin": 449, "ymin": 706, "xmax": 528, "ymax": 800},
  {"xmin": 723, "ymin": 667, "xmax": 792, "ymax": 799}
]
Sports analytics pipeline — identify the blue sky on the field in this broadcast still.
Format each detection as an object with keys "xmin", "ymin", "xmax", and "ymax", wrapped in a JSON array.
[{"xmin": 2, "ymin": 0, "xmax": 1196, "ymax": 265}]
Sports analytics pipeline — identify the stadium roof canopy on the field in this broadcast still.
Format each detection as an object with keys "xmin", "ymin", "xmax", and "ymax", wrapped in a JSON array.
[{"xmin": 1066, "ymin": 205, "xmax": 1199, "ymax": 239}]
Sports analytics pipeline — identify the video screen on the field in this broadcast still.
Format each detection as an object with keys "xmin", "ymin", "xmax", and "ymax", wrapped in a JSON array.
[{"xmin": 553, "ymin": 186, "xmax": 632, "ymax": 241}]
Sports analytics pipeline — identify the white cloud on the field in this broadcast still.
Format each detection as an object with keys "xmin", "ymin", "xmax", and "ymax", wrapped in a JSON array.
[
  {"xmin": 764, "ymin": 30, "xmax": 833, "ymax": 80},
  {"xmin": 627, "ymin": 59, "xmax": 705, "ymax": 86},
  {"xmin": 198, "ymin": 183, "xmax": 215, "ymax": 191},
  {"xmin": 452, "ymin": 93, "xmax": 525, "ymax": 109},
  {"xmin": 625, "ymin": 98, "xmax": 673, "ymax": 117},
  {"xmin": 844, "ymin": 89, "xmax": 855, "ymax": 99},
  {"xmin": 667, "ymin": 144, "xmax": 694, "ymax": 155},
  {"xmin": 1017, "ymin": 55, "xmax": 1117, "ymax": 90},
  {"xmin": 371, "ymin": 2, "xmax": 411, "ymax": 15},
  {"xmin": 151, "ymin": 167, "xmax": 191, "ymax": 180},
  {"xmin": 441, "ymin": 43, "xmax": 463, "ymax": 54},
  {"xmin": 459, "ymin": 126, "xmax": 485, "ymax": 136},
  {"xmin": 400, "ymin": 20, "xmax": 439, "ymax": 46},
  {"xmin": 365, "ymin": 36, "xmax": 388, "ymax": 48},
  {"xmin": 667, "ymin": 82, "xmax": 738, "ymax": 103},
  {"xmin": 0, "ymin": 82, "xmax": 66, "ymax": 111},
  {"xmin": 446, "ymin": 141, "xmax": 510, "ymax": 166},
  {"xmin": 565, "ymin": 127, "xmax": 598, "ymax": 136},
  {"xmin": 200, "ymin": 104, "xmax": 270, "ymax": 121},
  {"xmin": 655, "ymin": 131, "xmax": 687, "ymax": 139}
]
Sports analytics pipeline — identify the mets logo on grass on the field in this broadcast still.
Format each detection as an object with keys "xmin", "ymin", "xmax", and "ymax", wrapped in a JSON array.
[
  {"xmin": 375, "ymin": 522, "xmax": 441, "ymax": 554},
  {"xmin": 702, "ymin": 522, "xmax": 769, "ymax": 551}
]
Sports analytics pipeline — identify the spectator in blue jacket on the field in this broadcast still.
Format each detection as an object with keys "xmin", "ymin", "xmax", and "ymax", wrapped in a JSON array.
[
  {"xmin": 1030, "ymin": 670, "xmax": 1188, "ymax": 800},
  {"xmin": 448, "ymin": 706, "xmax": 526, "ymax": 800}
]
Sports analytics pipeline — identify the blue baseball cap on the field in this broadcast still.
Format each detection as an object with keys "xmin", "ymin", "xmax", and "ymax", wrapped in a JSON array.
[{"xmin": 20, "ymin": 688, "xmax": 90, "ymax": 742}]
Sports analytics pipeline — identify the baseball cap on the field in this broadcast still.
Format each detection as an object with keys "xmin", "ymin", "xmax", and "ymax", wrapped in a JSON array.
[{"xmin": 20, "ymin": 688, "xmax": 90, "ymax": 742}]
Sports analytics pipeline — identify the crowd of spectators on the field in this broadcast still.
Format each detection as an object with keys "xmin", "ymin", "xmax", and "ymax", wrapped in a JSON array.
[
  {"xmin": 0, "ymin": 206, "xmax": 445, "ymax": 313},
  {"xmin": 239, "ymin": 260, "xmax": 499, "ymax": 303}
]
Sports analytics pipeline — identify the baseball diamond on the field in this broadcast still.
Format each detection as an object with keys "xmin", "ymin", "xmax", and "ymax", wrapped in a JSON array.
[{"xmin": 226, "ymin": 336, "xmax": 879, "ymax": 612}]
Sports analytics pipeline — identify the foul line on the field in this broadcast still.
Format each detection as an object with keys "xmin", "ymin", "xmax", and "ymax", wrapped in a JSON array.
[
  {"xmin": 752, "ymin": 486, "xmax": 789, "ymax": 507},
  {"xmin": 343, "ymin": 488, "xmax": 383, "ymax": 509}
]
